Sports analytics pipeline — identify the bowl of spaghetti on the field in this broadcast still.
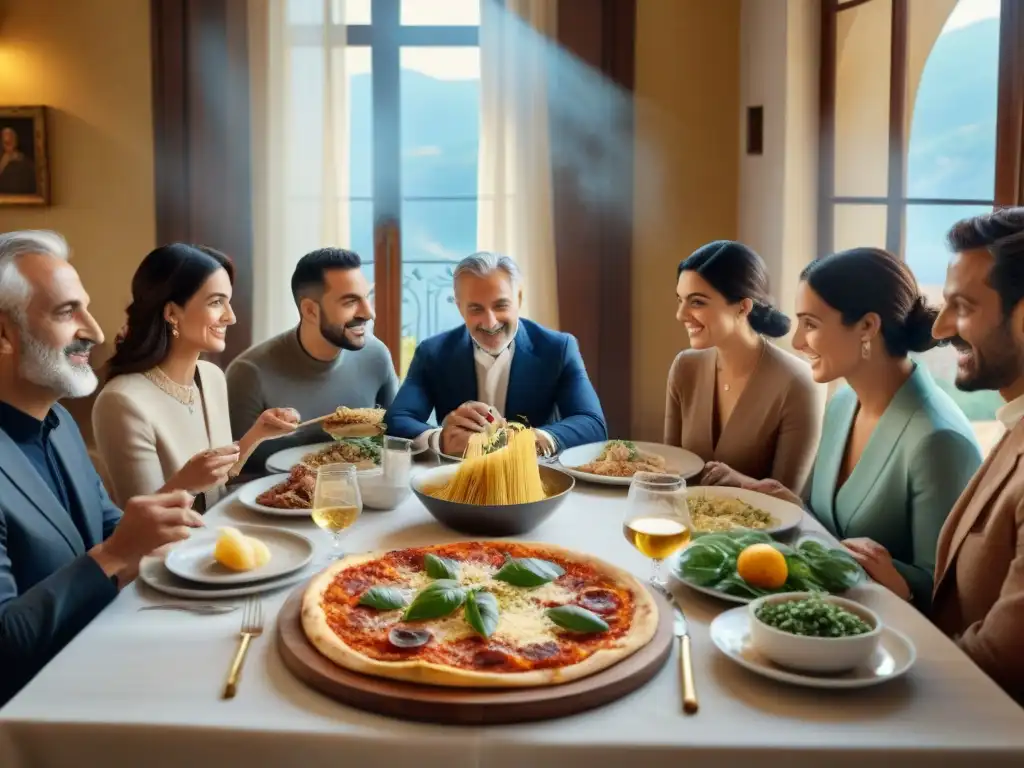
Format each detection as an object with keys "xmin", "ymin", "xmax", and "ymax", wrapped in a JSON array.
[{"xmin": 411, "ymin": 424, "xmax": 575, "ymax": 536}]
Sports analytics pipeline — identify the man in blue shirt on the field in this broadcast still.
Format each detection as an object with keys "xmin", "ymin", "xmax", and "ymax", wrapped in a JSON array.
[{"xmin": 0, "ymin": 230, "xmax": 203, "ymax": 706}]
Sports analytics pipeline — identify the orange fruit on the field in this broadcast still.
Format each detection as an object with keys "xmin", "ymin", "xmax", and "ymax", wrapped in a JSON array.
[{"xmin": 736, "ymin": 543, "xmax": 788, "ymax": 589}]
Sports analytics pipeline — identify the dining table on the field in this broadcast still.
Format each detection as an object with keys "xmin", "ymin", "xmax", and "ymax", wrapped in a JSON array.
[{"xmin": 2, "ymin": 458, "xmax": 1024, "ymax": 768}]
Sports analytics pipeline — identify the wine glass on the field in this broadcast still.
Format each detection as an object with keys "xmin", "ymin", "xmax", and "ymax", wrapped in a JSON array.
[
  {"xmin": 312, "ymin": 463, "xmax": 362, "ymax": 561},
  {"xmin": 622, "ymin": 472, "xmax": 692, "ymax": 586}
]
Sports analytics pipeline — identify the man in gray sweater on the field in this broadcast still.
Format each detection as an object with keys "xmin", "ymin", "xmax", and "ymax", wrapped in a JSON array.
[{"xmin": 225, "ymin": 248, "xmax": 399, "ymax": 472}]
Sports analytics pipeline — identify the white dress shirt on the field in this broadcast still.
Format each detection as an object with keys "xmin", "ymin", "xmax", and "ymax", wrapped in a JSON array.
[
  {"xmin": 996, "ymin": 392, "xmax": 1024, "ymax": 429},
  {"xmin": 414, "ymin": 326, "xmax": 556, "ymax": 456}
]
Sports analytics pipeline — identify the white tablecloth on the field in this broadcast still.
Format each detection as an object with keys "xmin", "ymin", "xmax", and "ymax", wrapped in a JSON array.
[{"xmin": 2, "ymin": 469, "xmax": 1024, "ymax": 768}]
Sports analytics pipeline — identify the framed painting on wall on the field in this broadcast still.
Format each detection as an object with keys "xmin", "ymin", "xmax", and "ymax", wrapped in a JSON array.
[{"xmin": 0, "ymin": 106, "xmax": 50, "ymax": 206}]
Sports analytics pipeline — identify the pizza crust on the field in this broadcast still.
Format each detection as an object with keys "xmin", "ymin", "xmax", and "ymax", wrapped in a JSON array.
[{"xmin": 300, "ymin": 542, "xmax": 660, "ymax": 688}]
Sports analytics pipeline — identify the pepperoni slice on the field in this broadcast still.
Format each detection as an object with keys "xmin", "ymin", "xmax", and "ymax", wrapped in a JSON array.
[
  {"xmin": 474, "ymin": 648, "xmax": 509, "ymax": 667},
  {"xmin": 521, "ymin": 641, "xmax": 559, "ymax": 661},
  {"xmin": 579, "ymin": 588, "xmax": 620, "ymax": 614}
]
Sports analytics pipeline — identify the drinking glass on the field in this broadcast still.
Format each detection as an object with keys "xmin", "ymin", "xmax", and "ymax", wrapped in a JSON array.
[
  {"xmin": 312, "ymin": 463, "xmax": 362, "ymax": 561},
  {"xmin": 382, "ymin": 435, "xmax": 413, "ymax": 486},
  {"xmin": 622, "ymin": 472, "xmax": 692, "ymax": 586}
]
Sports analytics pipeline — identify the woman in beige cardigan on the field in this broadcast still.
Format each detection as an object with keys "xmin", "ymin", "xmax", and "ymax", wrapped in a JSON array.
[
  {"xmin": 92, "ymin": 244, "xmax": 298, "ymax": 509},
  {"xmin": 665, "ymin": 240, "xmax": 825, "ymax": 494}
]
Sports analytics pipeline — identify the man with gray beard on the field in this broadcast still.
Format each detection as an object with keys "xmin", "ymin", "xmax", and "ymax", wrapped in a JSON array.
[{"xmin": 0, "ymin": 230, "xmax": 203, "ymax": 706}]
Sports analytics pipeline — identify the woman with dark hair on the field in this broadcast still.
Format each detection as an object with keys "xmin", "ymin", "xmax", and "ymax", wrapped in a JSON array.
[
  {"xmin": 665, "ymin": 240, "xmax": 825, "ymax": 493},
  {"xmin": 748, "ymin": 247, "xmax": 982, "ymax": 609},
  {"xmin": 92, "ymin": 244, "xmax": 298, "ymax": 508}
]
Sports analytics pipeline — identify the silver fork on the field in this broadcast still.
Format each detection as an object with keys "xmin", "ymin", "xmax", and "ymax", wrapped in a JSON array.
[{"xmin": 222, "ymin": 596, "xmax": 264, "ymax": 699}]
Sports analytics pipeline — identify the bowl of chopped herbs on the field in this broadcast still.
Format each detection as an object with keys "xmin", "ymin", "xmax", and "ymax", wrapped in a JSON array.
[{"xmin": 747, "ymin": 592, "xmax": 883, "ymax": 673}]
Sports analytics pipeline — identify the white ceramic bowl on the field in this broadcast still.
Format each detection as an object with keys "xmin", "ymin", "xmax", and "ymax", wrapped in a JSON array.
[
  {"xmin": 357, "ymin": 469, "xmax": 411, "ymax": 511},
  {"xmin": 747, "ymin": 592, "xmax": 883, "ymax": 674}
]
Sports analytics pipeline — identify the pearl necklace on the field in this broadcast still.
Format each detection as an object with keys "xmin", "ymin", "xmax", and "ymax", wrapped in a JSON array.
[{"xmin": 143, "ymin": 366, "xmax": 197, "ymax": 414}]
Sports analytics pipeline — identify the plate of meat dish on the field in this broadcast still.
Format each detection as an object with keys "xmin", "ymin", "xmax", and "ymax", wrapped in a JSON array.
[
  {"xmin": 239, "ymin": 466, "xmax": 316, "ymax": 517},
  {"xmin": 266, "ymin": 437, "xmax": 384, "ymax": 474},
  {"xmin": 557, "ymin": 439, "xmax": 705, "ymax": 486}
]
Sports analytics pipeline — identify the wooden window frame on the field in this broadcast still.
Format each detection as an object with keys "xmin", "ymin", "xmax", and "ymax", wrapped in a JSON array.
[{"xmin": 817, "ymin": 0, "xmax": 1024, "ymax": 260}]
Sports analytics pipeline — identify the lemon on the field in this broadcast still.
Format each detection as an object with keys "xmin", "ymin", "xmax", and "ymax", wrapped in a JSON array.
[
  {"xmin": 736, "ymin": 543, "xmax": 788, "ymax": 589},
  {"xmin": 213, "ymin": 527, "xmax": 271, "ymax": 572}
]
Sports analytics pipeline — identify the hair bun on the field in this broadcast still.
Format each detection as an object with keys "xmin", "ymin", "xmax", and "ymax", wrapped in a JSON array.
[
  {"xmin": 748, "ymin": 303, "xmax": 791, "ymax": 338},
  {"xmin": 903, "ymin": 295, "xmax": 940, "ymax": 353}
]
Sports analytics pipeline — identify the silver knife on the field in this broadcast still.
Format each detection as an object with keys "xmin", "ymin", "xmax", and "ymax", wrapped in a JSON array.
[{"xmin": 658, "ymin": 585, "xmax": 699, "ymax": 713}]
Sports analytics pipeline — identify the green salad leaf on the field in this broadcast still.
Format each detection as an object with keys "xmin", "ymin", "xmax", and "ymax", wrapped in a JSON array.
[{"xmin": 674, "ymin": 531, "xmax": 865, "ymax": 598}]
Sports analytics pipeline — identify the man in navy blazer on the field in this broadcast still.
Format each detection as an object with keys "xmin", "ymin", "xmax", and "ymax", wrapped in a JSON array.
[
  {"xmin": 0, "ymin": 230, "xmax": 202, "ymax": 706},
  {"xmin": 385, "ymin": 252, "xmax": 607, "ymax": 457}
]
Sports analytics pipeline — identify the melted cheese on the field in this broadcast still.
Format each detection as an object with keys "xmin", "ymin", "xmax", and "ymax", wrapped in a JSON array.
[{"xmin": 393, "ymin": 557, "xmax": 577, "ymax": 647}]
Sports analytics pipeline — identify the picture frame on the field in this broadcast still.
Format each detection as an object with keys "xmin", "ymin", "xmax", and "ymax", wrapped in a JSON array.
[{"xmin": 0, "ymin": 106, "xmax": 50, "ymax": 206}]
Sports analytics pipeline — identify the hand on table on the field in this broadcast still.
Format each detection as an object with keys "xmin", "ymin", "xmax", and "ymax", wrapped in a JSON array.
[
  {"xmin": 700, "ymin": 461, "xmax": 751, "ymax": 488},
  {"xmin": 842, "ymin": 537, "xmax": 912, "ymax": 601},
  {"xmin": 740, "ymin": 477, "xmax": 803, "ymax": 506}
]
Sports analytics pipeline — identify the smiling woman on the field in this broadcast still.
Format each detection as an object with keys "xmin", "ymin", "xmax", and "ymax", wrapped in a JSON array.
[{"xmin": 91, "ymin": 244, "xmax": 299, "ymax": 509}]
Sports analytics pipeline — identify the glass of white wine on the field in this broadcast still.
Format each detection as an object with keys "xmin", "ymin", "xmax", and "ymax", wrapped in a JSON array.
[
  {"xmin": 312, "ymin": 463, "xmax": 362, "ymax": 561},
  {"xmin": 622, "ymin": 472, "xmax": 692, "ymax": 586}
]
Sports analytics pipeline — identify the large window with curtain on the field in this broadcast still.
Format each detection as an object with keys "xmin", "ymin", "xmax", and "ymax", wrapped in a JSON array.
[
  {"xmin": 286, "ymin": 0, "xmax": 481, "ymax": 376},
  {"xmin": 819, "ymin": 0, "xmax": 1024, "ymax": 448}
]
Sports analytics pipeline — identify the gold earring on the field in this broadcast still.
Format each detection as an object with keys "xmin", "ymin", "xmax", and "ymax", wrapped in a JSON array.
[{"xmin": 861, "ymin": 338, "xmax": 870, "ymax": 359}]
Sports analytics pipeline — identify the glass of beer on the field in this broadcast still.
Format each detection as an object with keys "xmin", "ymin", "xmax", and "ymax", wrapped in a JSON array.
[
  {"xmin": 312, "ymin": 463, "xmax": 362, "ymax": 561},
  {"xmin": 623, "ymin": 472, "xmax": 691, "ymax": 586}
]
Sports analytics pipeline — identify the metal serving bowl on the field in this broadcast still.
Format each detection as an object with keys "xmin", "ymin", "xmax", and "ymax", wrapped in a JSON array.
[{"xmin": 410, "ymin": 462, "xmax": 575, "ymax": 536}]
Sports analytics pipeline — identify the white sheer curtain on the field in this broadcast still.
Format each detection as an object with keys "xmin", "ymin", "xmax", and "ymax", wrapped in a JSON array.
[
  {"xmin": 249, "ymin": 0, "xmax": 351, "ymax": 343},
  {"xmin": 477, "ymin": 0, "xmax": 560, "ymax": 330}
]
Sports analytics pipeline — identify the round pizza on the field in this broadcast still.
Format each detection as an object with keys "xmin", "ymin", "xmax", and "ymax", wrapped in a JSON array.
[{"xmin": 301, "ymin": 541, "xmax": 659, "ymax": 687}]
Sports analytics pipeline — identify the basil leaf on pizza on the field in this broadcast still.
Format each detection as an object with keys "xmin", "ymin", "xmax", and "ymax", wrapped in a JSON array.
[
  {"xmin": 546, "ymin": 605, "xmax": 610, "ymax": 633},
  {"xmin": 424, "ymin": 553, "xmax": 460, "ymax": 580},
  {"xmin": 358, "ymin": 586, "xmax": 409, "ymax": 611},
  {"xmin": 494, "ymin": 556, "xmax": 565, "ymax": 587},
  {"xmin": 403, "ymin": 579, "xmax": 467, "ymax": 621},
  {"xmin": 465, "ymin": 590, "xmax": 500, "ymax": 637}
]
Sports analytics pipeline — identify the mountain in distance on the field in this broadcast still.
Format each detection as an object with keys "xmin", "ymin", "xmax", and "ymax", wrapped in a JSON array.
[{"xmin": 348, "ymin": 69, "xmax": 480, "ymax": 267}]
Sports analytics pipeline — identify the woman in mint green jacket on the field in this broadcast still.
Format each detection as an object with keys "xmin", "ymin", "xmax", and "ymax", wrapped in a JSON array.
[{"xmin": 747, "ymin": 248, "xmax": 981, "ymax": 610}]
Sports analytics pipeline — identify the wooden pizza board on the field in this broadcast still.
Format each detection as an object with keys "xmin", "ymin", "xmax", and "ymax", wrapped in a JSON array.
[{"xmin": 276, "ymin": 580, "xmax": 674, "ymax": 725}]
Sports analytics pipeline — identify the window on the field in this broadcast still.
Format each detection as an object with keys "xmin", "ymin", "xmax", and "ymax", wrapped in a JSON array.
[
  {"xmin": 820, "ymin": 0, "xmax": 1024, "ymax": 449},
  {"xmin": 288, "ymin": 0, "xmax": 481, "ymax": 376}
]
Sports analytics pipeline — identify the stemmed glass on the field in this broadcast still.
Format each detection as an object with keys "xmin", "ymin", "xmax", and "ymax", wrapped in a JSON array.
[
  {"xmin": 622, "ymin": 472, "xmax": 692, "ymax": 586},
  {"xmin": 311, "ymin": 463, "xmax": 362, "ymax": 561}
]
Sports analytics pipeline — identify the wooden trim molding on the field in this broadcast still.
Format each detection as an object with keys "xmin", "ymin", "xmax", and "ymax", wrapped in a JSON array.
[
  {"xmin": 816, "ymin": 0, "xmax": 838, "ymax": 258},
  {"xmin": 996, "ymin": 0, "xmax": 1024, "ymax": 207},
  {"xmin": 885, "ymin": 0, "xmax": 908, "ymax": 254},
  {"xmin": 551, "ymin": 0, "xmax": 636, "ymax": 438},
  {"xmin": 150, "ymin": 0, "xmax": 254, "ymax": 366}
]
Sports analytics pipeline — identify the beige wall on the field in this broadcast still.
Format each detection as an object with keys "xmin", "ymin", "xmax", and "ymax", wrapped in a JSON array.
[
  {"xmin": 0, "ymin": 0, "xmax": 156, "ymax": 360},
  {"xmin": 737, "ymin": 0, "xmax": 820, "ymax": 344},
  {"xmin": 631, "ymin": 0, "xmax": 742, "ymax": 440}
]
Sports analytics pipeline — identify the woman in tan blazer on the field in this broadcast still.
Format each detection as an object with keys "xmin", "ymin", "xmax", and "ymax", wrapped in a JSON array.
[
  {"xmin": 92, "ymin": 244, "xmax": 297, "ymax": 509},
  {"xmin": 664, "ymin": 240, "xmax": 825, "ymax": 494}
]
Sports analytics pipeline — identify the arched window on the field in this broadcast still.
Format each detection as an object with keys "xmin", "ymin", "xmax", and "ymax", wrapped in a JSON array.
[{"xmin": 819, "ymin": 0, "xmax": 1024, "ymax": 451}]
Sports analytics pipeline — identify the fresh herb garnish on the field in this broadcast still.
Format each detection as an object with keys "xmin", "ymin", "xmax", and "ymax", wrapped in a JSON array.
[
  {"xmin": 357, "ymin": 586, "xmax": 409, "ymax": 611},
  {"xmin": 465, "ymin": 590, "xmax": 500, "ymax": 637},
  {"xmin": 424, "ymin": 553, "xmax": 460, "ymax": 580},
  {"xmin": 494, "ymin": 555, "xmax": 565, "ymax": 587},
  {"xmin": 546, "ymin": 605, "xmax": 609, "ymax": 633},
  {"xmin": 403, "ymin": 579, "xmax": 467, "ymax": 621}
]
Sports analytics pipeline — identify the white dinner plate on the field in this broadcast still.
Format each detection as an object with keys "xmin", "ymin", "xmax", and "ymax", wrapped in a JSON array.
[
  {"xmin": 163, "ymin": 524, "xmax": 314, "ymax": 585},
  {"xmin": 237, "ymin": 474, "xmax": 312, "ymax": 517},
  {"xmin": 138, "ymin": 554, "xmax": 315, "ymax": 599},
  {"xmin": 709, "ymin": 605, "xmax": 916, "ymax": 689},
  {"xmin": 684, "ymin": 486, "xmax": 804, "ymax": 536},
  {"xmin": 266, "ymin": 440, "xmax": 425, "ymax": 473},
  {"xmin": 557, "ymin": 441, "xmax": 705, "ymax": 486}
]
